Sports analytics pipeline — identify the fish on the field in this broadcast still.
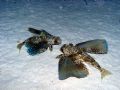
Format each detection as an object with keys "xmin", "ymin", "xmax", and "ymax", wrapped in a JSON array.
[
  {"xmin": 17, "ymin": 28, "xmax": 61, "ymax": 55},
  {"xmin": 57, "ymin": 40, "xmax": 111, "ymax": 80}
]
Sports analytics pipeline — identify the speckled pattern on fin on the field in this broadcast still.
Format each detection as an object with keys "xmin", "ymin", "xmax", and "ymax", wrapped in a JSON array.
[
  {"xmin": 28, "ymin": 28, "xmax": 43, "ymax": 35},
  {"xmin": 58, "ymin": 56, "xmax": 89, "ymax": 80},
  {"xmin": 28, "ymin": 28, "xmax": 53, "ymax": 38},
  {"xmin": 76, "ymin": 39, "xmax": 108, "ymax": 54}
]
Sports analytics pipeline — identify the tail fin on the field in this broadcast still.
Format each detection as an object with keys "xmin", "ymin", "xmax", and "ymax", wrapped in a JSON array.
[
  {"xmin": 101, "ymin": 68, "xmax": 111, "ymax": 79},
  {"xmin": 17, "ymin": 42, "xmax": 25, "ymax": 53}
]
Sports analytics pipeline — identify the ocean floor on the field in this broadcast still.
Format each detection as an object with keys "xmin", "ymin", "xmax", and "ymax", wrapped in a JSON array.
[{"xmin": 0, "ymin": 0, "xmax": 120, "ymax": 90}]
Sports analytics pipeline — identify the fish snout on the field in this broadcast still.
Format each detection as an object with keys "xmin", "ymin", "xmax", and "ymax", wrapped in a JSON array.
[{"xmin": 53, "ymin": 36, "xmax": 62, "ymax": 45}]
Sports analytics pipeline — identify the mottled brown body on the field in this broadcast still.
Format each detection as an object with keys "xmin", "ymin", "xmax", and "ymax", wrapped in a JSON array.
[
  {"xmin": 57, "ymin": 43, "xmax": 111, "ymax": 79},
  {"xmin": 17, "ymin": 28, "xmax": 61, "ymax": 54}
]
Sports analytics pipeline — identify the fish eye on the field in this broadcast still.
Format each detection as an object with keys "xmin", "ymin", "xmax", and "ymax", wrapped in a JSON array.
[
  {"xmin": 54, "ymin": 39, "xmax": 58, "ymax": 43},
  {"xmin": 60, "ymin": 44, "xmax": 66, "ymax": 53},
  {"xmin": 60, "ymin": 46, "xmax": 64, "ymax": 52},
  {"xmin": 60, "ymin": 47, "xmax": 63, "ymax": 53},
  {"xmin": 69, "ymin": 43, "xmax": 73, "ymax": 46}
]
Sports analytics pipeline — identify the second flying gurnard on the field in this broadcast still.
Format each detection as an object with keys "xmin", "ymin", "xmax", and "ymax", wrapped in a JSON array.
[
  {"xmin": 56, "ymin": 39, "xmax": 111, "ymax": 80},
  {"xmin": 17, "ymin": 28, "xmax": 61, "ymax": 55}
]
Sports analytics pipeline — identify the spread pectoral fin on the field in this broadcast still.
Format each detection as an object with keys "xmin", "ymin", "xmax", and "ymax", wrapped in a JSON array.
[
  {"xmin": 28, "ymin": 28, "xmax": 53, "ymax": 37},
  {"xmin": 76, "ymin": 39, "xmax": 108, "ymax": 54},
  {"xmin": 28, "ymin": 28, "xmax": 43, "ymax": 35},
  {"xmin": 58, "ymin": 56, "xmax": 89, "ymax": 80}
]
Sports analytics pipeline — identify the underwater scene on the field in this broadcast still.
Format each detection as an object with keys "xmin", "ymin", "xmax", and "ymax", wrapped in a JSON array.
[{"xmin": 0, "ymin": 0, "xmax": 120, "ymax": 90}]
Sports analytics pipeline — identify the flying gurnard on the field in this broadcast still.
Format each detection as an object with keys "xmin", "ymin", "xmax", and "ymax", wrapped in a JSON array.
[
  {"xmin": 17, "ymin": 28, "xmax": 61, "ymax": 55},
  {"xmin": 57, "ymin": 39, "xmax": 111, "ymax": 80}
]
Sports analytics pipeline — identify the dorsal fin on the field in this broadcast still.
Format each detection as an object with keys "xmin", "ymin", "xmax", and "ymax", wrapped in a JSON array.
[
  {"xmin": 28, "ymin": 28, "xmax": 43, "ymax": 35},
  {"xmin": 28, "ymin": 28, "xmax": 53, "ymax": 37}
]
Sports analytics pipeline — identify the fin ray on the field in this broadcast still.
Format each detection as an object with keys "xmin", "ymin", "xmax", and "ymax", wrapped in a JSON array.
[
  {"xmin": 17, "ymin": 42, "xmax": 25, "ymax": 53},
  {"xmin": 59, "ymin": 56, "xmax": 89, "ymax": 80},
  {"xmin": 76, "ymin": 39, "xmax": 108, "ymax": 54},
  {"xmin": 28, "ymin": 28, "xmax": 53, "ymax": 38}
]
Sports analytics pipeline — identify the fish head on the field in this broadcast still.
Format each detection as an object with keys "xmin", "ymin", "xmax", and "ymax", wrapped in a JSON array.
[
  {"xmin": 48, "ymin": 36, "xmax": 62, "ymax": 45},
  {"xmin": 60, "ymin": 43, "xmax": 78, "ymax": 56}
]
